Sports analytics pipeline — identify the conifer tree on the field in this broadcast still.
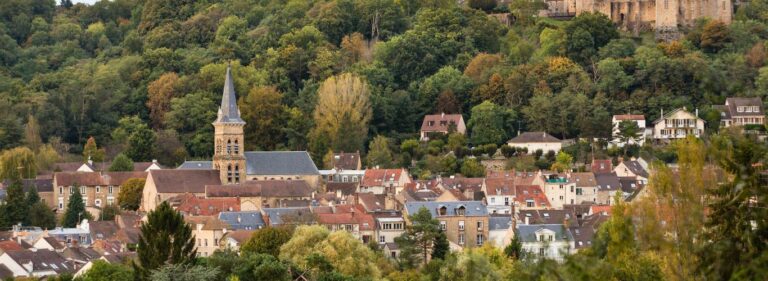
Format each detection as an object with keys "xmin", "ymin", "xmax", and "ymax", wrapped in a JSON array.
[
  {"xmin": 134, "ymin": 201, "xmax": 196, "ymax": 281},
  {"xmin": 395, "ymin": 207, "xmax": 441, "ymax": 267},
  {"xmin": 1, "ymin": 181, "xmax": 27, "ymax": 227},
  {"xmin": 62, "ymin": 187, "xmax": 91, "ymax": 227}
]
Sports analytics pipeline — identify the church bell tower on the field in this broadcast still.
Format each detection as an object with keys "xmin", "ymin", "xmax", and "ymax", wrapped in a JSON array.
[{"xmin": 212, "ymin": 65, "xmax": 246, "ymax": 184}]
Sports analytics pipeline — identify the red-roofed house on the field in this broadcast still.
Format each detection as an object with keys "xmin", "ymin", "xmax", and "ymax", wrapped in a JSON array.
[
  {"xmin": 361, "ymin": 169, "xmax": 411, "ymax": 195},
  {"xmin": 420, "ymin": 113, "xmax": 466, "ymax": 141},
  {"xmin": 515, "ymin": 185, "xmax": 550, "ymax": 210},
  {"xmin": 169, "ymin": 193, "xmax": 240, "ymax": 216},
  {"xmin": 316, "ymin": 205, "xmax": 376, "ymax": 243},
  {"xmin": 591, "ymin": 159, "xmax": 613, "ymax": 174}
]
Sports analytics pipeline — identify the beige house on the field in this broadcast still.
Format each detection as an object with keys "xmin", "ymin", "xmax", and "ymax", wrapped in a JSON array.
[
  {"xmin": 652, "ymin": 108, "xmax": 705, "ymax": 141},
  {"xmin": 420, "ymin": 113, "xmax": 466, "ymax": 141},
  {"xmin": 405, "ymin": 201, "xmax": 489, "ymax": 249},
  {"xmin": 716, "ymin": 97, "xmax": 765, "ymax": 128},
  {"xmin": 185, "ymin": 216, "xmax": 230, "ymax": 257},
  {"xmin": 141, "ymin": 169, "xmax": 221, "ymax": 212},
  {"xmin": 360, "ymin": 169, "xmax": 412, "ymax": 195},
  {"xmin": 569, "ymin": 173, "xmax": 598, "ymax": 204},
  {"xmin": 53, "ymin": 171, "xmax": 147, "ymax": 214},
  {"xmin": 507, "ymin": 132, "xmax": 562, "ymax": 155}
]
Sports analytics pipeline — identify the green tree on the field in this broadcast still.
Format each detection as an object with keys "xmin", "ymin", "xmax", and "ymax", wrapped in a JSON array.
[
  {"xmin": 564, "ymin": 12, "xmax": 619, "ymax": 65},
  {"xmin": 150, "ymin": 264, "xmax": 219, "ymax": 281},
  {"xmin": 616, "ymin": 120, "xmax": 642, "ymax": 155},
  {"xmin": 310, "ymin": 73, "xmax": 372, "ymax": 155},
  {"xmin": 367, "ymin": 135, "xmax": 395, "ymax": 168},
  {"xmin": 0, "ymin": 181, "xmax": 27, "ymax": 227},
  {"xmin": 550, "ymin": 151, "xmax": 573, "ymax": 172},
  {"xmin": 239, "ymin": 86, "xmax": 285, "ymax": 150},
  {"xmin": 126, "ymin": 125, "xmax": 156, "ymax": 162},
  {"xmin": 468, "ymin": 101, "xmax": 513, "ymax": 145},
  {"xmin": 460, "ymin": 158, "xmax": 486, "ymax": 177},
  {"xmin": 432, "ymin": 231, "xmax": 449, "ymax": 260},
  {"xmin": 438, "ymin": 250, "xmax": 501, "ymax": 280},
  {"xmin": 234, "ymin": 253, "xmax": 292, "ymax": 281},
  {"xmin": 25, "ymin": 186, "xmax": 40, "ymax": 207},
  {"xmin": 279, "ymin": 225, "xmax": 381, "ymax": 278},
  {"xmin": 396, "ymin": 206, "xmax": 442, "ymax": 267},
  {"xmin": 0, "ymin": 147, "xmax": 37, "ymax": 180},
  {"xmin": 240, "ymin": 227, "xmax": 293, "ymax": 258},
  {"xmin": 83, "ymin": 137, "xmax": 106, "ymax": 163},
  {"xmin": 28, "ymin": 201, "xmax": 56, "ymax": 229},
  {"xmin": 78, "ymin": 260, "xmax": 133, "ymax": 281},
  {"xmin": 100, "ymin": 204, "xmax": 121, "ymax": 221},
  {"xmin": 62, "ymin": 187, "xmax": 91, "ymax": 228},
  {"xmin": 23, "ymin": 115, "xmax": 42, "ymax": 151},
  {"xmin": 134, "ymin": 201, "xmax": 196, "ymax": 281},
  {"xmin": 109, "ymin": 153, "xmax": 134, "ymax": 172},
  {"xmin": 117, "ymin": 178, "xmax": 145, "ymax": 211}
]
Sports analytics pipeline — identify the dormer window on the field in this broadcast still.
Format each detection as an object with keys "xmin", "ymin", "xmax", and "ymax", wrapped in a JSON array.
[
  {"xmin": 428, "ymin": 121, "xmax": 435, "ymax": 126},
  {"xmin": 439, "ymin": 121, "xmax": 447, "ymax": 126},
  {"xmin": 438, "ymin": 206, "xmax": 447, "ymax": 216},
  {"xmin": 455, "ymin": 206, "xmax": 466, "ymax": 216},
  {"xmin": 738, "ymin": 106, "xmax": 745, "ymax": 112}
]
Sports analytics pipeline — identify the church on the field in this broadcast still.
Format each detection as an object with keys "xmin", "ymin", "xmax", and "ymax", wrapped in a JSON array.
[{"xmin": 141, "ymin": 66, "xmax": 320, "ymax": 212}]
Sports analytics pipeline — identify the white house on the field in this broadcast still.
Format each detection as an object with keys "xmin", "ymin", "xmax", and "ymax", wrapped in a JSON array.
[
  {"xmin": 652, "ymin": 108, "xmax": 705, "ymax": 141},
  {"xmin": 517, "ymin": 224, "xmax": 575, "ymax": 262},
  {"xmin": 375, "ymin": 216, "xmax": 405, "ymax": 245},
  {"xmin": 507, "ymin": 132, "xmax": 562, "ymax": 154},
  {"xmin": 611, "ymin": 114, "xmax": 646, "ymax": 147}
]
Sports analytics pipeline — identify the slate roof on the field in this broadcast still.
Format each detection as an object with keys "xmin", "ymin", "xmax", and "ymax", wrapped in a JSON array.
[
  {"xmin": 262, "ymin": 207, "xmax": 315, "ymax": 225},
  {"xmin": 244, "ymin": 151, "xmax": 319, "ymax": 175},
  {"xmin": 215, "ymin": 65, "xmax": 245, "ymax": 124},
  {"xmin": 518, "ymin": 209, "xmax": 576, "ymax": 225},
  {"xmin": 0, "ymin": 179, "xmax": 54, "ymax": 193},
  {"xmin": 205, "ymin": 180, "xmax": 313, "ymax": 198},
  {"xmin": 177, "ymin": 161, "xmax": 214, "ymax": 170},
  {"xmin": 508, "ymin": 132, "xmax": 560, "ymax": 143},
  {"xmin": 89, "ymin": 221, "xmax": 118, "ymax": 241},
  {"xmin": 595, "ymin": 173, "xmax": 622, "ymax": 191},
  {"xmin": 405, "ymin": 201, "xmax": 487, "ymax": 217},
  {"xmin": 620, "ymin": 161, "xmax": 649, "ymax": 178},
  {"xmin": 618, "ymin": 177, "xmax": 644, "ymax": 193},
  {"xmin": 149, "ymin": 169, "xmax": 221, "ymax": 193},
  {"xmin": 420, "ymin": 114, "xmax": 464, "ymax": 132},
  {"xmin": 725, "ymin": 97, "xmax": 764, "ymax": 117},
  {"xmin": 54, "ymin": 171, "xmax": 148, "ymax": 186},
  {"xmin": 489, "ymin": 215, "xmax": 513, "ymax": 231},
  {"xmin": 218, "ymin": 211, "xmax": 266, "ymax": 230},
  {"xmin": 570, "ymin": 173, "xmax": 597, "ymax": 187},
  {"xmin": 332, "ymin": 152, "xmax": 361, "ymax": 170},
  {"xmin": 516, "ymin": 224, "xmax": 574, "ymax": 243},
  {"xmin": 4, "ymin": 249, "xmax": 73, "ymax": 274}
]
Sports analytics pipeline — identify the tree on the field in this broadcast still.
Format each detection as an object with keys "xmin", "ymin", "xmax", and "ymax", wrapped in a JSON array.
[
  {"xmin": 460, "ymin": 158, "xmax": 486, "ymax": 177},
  {"xmin": 504, "ymin": 237, "xmax": 524, "ymax": 259},
  {"xmin": 134, "ymin": 201, "xmax": 196, "ymax": 281},
  {"xmin": 240, "ymin": 227, "xmax": 293, "ymax": 257},
  {"xmin": 150, "ymin": 264, "xmax": 219, "ymax": 281},
  {"xmin": 700, "ymin": 20, "xmax": 731, "ymax": 53},
  {"xmin": 468, "ymin": 101, "xmax": 512, "ymax": 145},
  {"xmin": 310, "ymin": 73, "xmax": 372, "ymax": 155},
  {"xmin": 0, "ymin": 147, "xmax": 37, "ymax": 180},
  {"xmin": 83, "ymin": 136, "xmax": 106, "ymax": 162},
  {"xmin": 109, "ymin": 153, "xmax": 134, "ymax": 172},
  {"xmin": 100, "ymin": 204, "xmax": 121, "ymax": 221},
  {"xmin": 147, "ymin": 72, "xmax": 181, "ymax": 129},
  {"xmin": 233, "ymin": 253, "xmax": 291, "ymax": 281},
  {"xmin": 279, "ymin": 225, "xmax": 381, "ymax": 278},
  {"xmin": 550, "ymin": 151, "xmax": 573, "ymax": 172},
  {"xmin": 239, "ymin": 86, "xmax": 285, "ymax": 150},
  {"xmin": 438, "ymin": 250, "xmax": 501, "ymax": 280},
  {"xmin": 79, "ymin": 260, "xmax": 133, "ymax": 281},
  {"xmin": 435, "ymin": 90, "xmax": 461, "ymax": 114},
  {"xmin": 62, "ymin": 188, "xmax": 91, "ymax": 228},
  {"xmin": 126, "ymin": 125, "xmax": 156, "ymax": 162},
  {"xmin": 395, "ymin": 206, "xmax": 442, "ymax": 267},
  {"xmin": 432, "ymin": 231, "xmax": 449, "ymax": 260},
  {"xmin": 28, "ymin": 201, "xmax": 56, "ymax": 229},
  {"xmin": 699, "ymin": 134, "xmax": 767, "ymax": 280},
  {"xmin": 565, "ymin": 12, "xmax": 619, "ymax": 65},
  {"xmin": 367, "ymin": 136, "xmax": 394, "ymax": 168},
  {"xmin": 35, "ymin": 144, "xmax": 60, "ymax": 172},
  {"xmin": 23, "ymin": 115, "xmax": 42, "ymax": 151},
  {"xmin": 118, "ymin": 178, "xmax": 145, "ymax": 211},
  {"xmin": 0, "ymin": 181, "xmax": 27, "ymax": 227},
  {"xmin": 616, "ymin": 120, "xmax": 642, "ymax": 155},
  {"xmin": 468, "ymin": 0, "xmax": 496, "ymax": 11}
]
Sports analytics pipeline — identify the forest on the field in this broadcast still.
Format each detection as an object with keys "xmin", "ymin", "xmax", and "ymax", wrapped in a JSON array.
[{"xmin": 1, "ymin": 0, "xmax": 767, "ymax": 172}]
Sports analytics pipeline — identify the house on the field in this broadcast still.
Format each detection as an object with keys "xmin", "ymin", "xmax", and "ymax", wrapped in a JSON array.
[
  {"xmin": 218, "ymin": 211, "xmax": 266, "ymax": 230},
  {"xmin": 507, "ymin": 132, "xmax": 562, "ymax": 154},
  {"xmin": 374, "ymin": 214, "xmax": 405, "ymax": 247},
  {"xmin": 716, "ymin": 97, "xmax": 765, "ymax": 128},
  {"xmin": 205, "ymin": 180, "xmax": 314, "ymax": 210},
  {"xmin": 484, "ymin": 180, "xmax": 515, "ymax": 214},
  {"xmin": 516, "ymin": 224, "xmax": 575, "ymax": 261},
  {"xmin": 141, "ymin": 169, "xmax": 221, "ymax": 212},
  {"xmin": 168, "ymin": 194, "xmax": 240, "ymax": 216},
  {"xmin": 43, "ymin": 160, "xmax": 162, "ymax": 177},
  {"xmin": 590, "ymin": 159, "xmax": 613, "ymax": 174},
  {"xmin": 53, "ymin": 171, "xmax": 147, "ymax": 214},
  {"xmin": 611, "ymin": 114, "xmax": 646, "ymax": 147},
  {"xmin": 488, "ymin": 215, "xmax": 514, "ymax": 249},
  {"xmin": 262, "ymin": 207, "xmax": 316, "ymax": 226},
  {"xmin": 539, "ymin": 172, "xmax": 577, "ymax": 209},
  {"xmin": 185, "ymin": 216, "xmax": 230, "ymax": 257},
  {"xmin": 614, "ymin": 160, "xmax": 649, "ymax": 183},
  {"xmin": 595, "ymin": 173, "xmax": 622, "ymax": 205},
  {"xmin": 420, "ymin": 113, "xmax": 466, "ymax": 141},
  {"xmin": 515, "ymin": 185, "xmax": 550, "ymax": 210},
  {"xmin": 321, "ymin": 169, "xmax": 365, "ymax": 184},
  {"xmin": 404, "ymin": 201, "xmax": 489, "ymax": 249},
  {"xmin": 360, "ymin": 169, "xmax": 411, "ymax": 195},
  {"xmin": 88, "ymin": 221, "xmax": 118, "ymax": 242},
  {"xmin": 48, "ymin": 220, "xmax": 94, "ymax": 246},
  {"xmin": 569, "ymin": 173, "xmax": 598, "ymax": 204},
  {"xmin": 330, "ymin": 152, "xmax": 362, "ymax": 170},
  {"xmin": 570, "ymin": 212, "xmax": 609, "ymax": 251},
  {"xmin": 518, "ymin": 209, "xmax": 577, "ymax": 226},
  {"xmin": 0, "ymin": 179, "xmax": 55, "ymax": 209},
  {"xmin": 437, "ymin": 177, "xmax": 486, "ymax": 201},
  {"xmin": 326, "ymin": 182, "xmax": 359, "ymax": 197},
  {"xmin": 0, "ymin": 249, "xmax": 73, "ymax": 278},
  {"xmin": 220, "ymin": 230, "xmax": 254, "ymax": 251},
  {"xmin": 652, "ymin": 108, "xmax": 705, "ymax": 141},
  {"xmin": 316, "ymin": 204, "xmax": 376, "ymax": 243}
]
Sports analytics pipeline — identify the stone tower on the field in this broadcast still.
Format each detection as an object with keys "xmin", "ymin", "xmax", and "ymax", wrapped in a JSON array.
[{"xmin": 212, "ymin": 65, "xmax": 246, "ymax": 184}]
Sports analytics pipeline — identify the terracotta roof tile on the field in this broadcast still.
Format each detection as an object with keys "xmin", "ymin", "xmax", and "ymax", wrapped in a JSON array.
[{"xmin": 420, "ymin": 114, "xmax": 464, "ymax": 132}]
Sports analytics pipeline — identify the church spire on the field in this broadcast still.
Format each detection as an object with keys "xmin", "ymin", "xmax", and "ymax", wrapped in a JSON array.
[{"xmin": 215, "ymin": 64, "xmax": 244, "ymax": 124}]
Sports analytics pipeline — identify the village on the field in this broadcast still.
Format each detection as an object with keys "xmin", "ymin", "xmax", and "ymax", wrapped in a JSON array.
[{"xmin": 0, "ymin": 67, "xmax": 759, "ymax": 278}]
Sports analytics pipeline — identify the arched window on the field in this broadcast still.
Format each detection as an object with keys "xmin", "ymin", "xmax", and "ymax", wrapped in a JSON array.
[
  {"xmin": 227, "ymin": 165, "xmax": 233, "ymax": 183},
  {"xmin": 216, "ymin": 139, "xmax": 222, "ymax": 154},
  {"xmin": 234, "ymin": 165, "xmax": 240, "ymax": 183},
  {"xmin": 234, "ymin": 140, "xmax": 240, "ymax": 154},
  {"xmin": 227, "ymin": 140, "xmax": 232, "ymax": 154}
]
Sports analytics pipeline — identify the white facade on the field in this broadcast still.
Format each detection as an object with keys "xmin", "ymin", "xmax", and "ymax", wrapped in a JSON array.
[
  {"xmin": 542, "ymin": 179, "xmax": 577, "ymax": 209},
  {"xmin": 611, "ymin": 115, "xmax": 647, "ymax": 147},
  {"xmin": 508, "ymin": 142, "xmax": 562, "ymax": 155},
  {"xmin": 376, "ymin": 217, "xmax": 405, "ymax": 245},
  {"xmin": 487, "ymin": 195, "xmax": 514, "ymax": 214},
  {"xmin": 519, "ymin": 227, "xmax": 575, "ymax": 262},
  {"xmin": 652, "ymin": 109, "xmax": 705, "ymax": 140}
]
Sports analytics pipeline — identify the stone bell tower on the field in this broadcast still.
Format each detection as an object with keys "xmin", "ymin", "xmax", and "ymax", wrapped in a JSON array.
[{"xmin": 212, "ymin": 65, "xmax": 246, "ymax": 184}]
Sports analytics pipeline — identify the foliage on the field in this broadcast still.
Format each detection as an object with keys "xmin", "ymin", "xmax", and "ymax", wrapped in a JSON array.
[
  {"xmin": 149, "ymin": 264, "xmax": 219, "ymax": 281},
  {"xmin": 78, "ymin": 260, "xmax": 133, "ymax": 281},
  {"xmin": 109, "ymin": 153, "xmax": 134, "ymax": 172},
  {"xmin": 0, "ymin": 181, "xmax": 27, "ymax": 227},
  {"xmin": 310, "ymin": 73, "xmax": 372, "ymax": 159},
  {"xmin": 134, "ymin": 201, "xmax": 196, "ymax": 281},
  {"xmin": 239, "ymin": 86, "xmax": 285, "ymax": 150},
  {"xmin": 82, "ymin": 137, "xmax": 106, "ymax": 162},
  {"xmin": 367, "ymin": 135, "xmax": 395, "ymax": 168},
  {"xmin": 396, "ymin": 206, "xmax": 442, "ymax": 268},
  {"xmin": 550, "ymin": 151, "xmax": 573, "ymax": 172},
  {"xmin": 0, "ymin": 147, "xmax": 37, "ymax": 180},
  {"xmin": 100, "ymin": 204, "xmax": 121, "ymax": 221},
  {"xmin": 241, "ymin": 227, "xmax": 293, "ymax": 258},
  {"xmin": 117, "ymin": 178, "xmax": 145, "ymax": 211},
  {"xmin": 62, "ymin": 187, "xmax": 92, "ymax": 228},
  {"xmin": 468, "ymin": 101, "xmax": 513, "ymax": 145},
  {"xmin": 460, "ymin": 158, "xmax": 486, "ymax": 177}
]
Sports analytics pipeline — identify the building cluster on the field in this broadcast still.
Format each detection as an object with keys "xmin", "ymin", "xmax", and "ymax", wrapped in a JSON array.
[{"xmin": 0, "ymin": 69, "xmax": 760, "ymax": 279}]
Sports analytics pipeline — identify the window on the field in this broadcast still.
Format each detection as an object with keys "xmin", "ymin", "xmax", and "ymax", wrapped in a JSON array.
[
  {"xmin": 438, "ymin": 206, "xmax": 447, "ymax": 216},
  {"xmin": 456, "ymin": 206, "xmax": 466, "ymax": 216},
  {"xmin": 80, "ymin": 186, "xmax": 86, "ymax": 194},
  {"xmin": 458, "ymin": 221, "xmax": 465, "ymax": 231},
  {"xmin": 70, "ymin": 187, "xmax": 74, "ymax": 194},
  {"xmin": 379, "ymin": 236, "xmax": 385, "ymax": 243},
  {"xmin": 428, "ymin": 121, "xmax": 434, "ymax": 126},
  {"xmin": 227, "ymin": 139, "xmax": 232, "ymax": 154},
  {"xmin": 214, "ymin": 238, "xmax": 218, "ymax": 245},
  {"xmin": 391, "ymin": 251, "xmax": 397, "ymax": 258},
  {"xmin": 234, "ymin": 165, "xmax": 240, "ymax": 183},
  {"xmin": 234, "ymin": 140, "xmax": 239, "ymax": 154},
  {"xmin": 352, "ymin": 176, "xmax": 359, "ymax": 182},
  {"xmin": 227, "ymin": 165, "xmax": 233, "ymax": 183},
  {"xmin": 504, "ymin": 197, "xmax": 509, "ymax": 206},
  {"xmin": 96, "ymin": 186, "xmax": 101, "ymax": 193},
  {"xmin": 477, "ymin": 221, "xmax": 483, "ymax": 231},
  {"xmin": 383, "ymin": 223, "xmax": 391, "ymax": 230},
  {"xmin": 59, "ymin": 187, "xmax": 63, "ymax": 194},
  {"xmin": 440, "ymin": 221, "xmax": 446, "ymax": 230},
  {"xmin": 490, "ymin": 197, "xmax": 495, "ymax": 204},
  {"xmin": 526, "ymin": 200, "xmax": 534, "ymax": 208},
  {"xmin": 107, "ymin": 198, "xmax": 114, "ymax": 205},
  {"xmin": 539, "ymin": 248, "xmax": 545, "ymax": 256},
  {"xmin": 109, "ymin": 186, "xmax": 113, "ymax": 194},
  {"xmin": 539, "ymin": 234, "xmax": 544, "ymax": 241},
  {"xmin": 476, "ymin": 234, "xmax": 484, "ymax": 245},
  {"xmin": 576, "ymin": 188, "xmax": 583, "ymax": 195},
  {"xmin": 204, "ymin": 239, "xmax": 208, "ymax": 247},
  {"xmin": 58, "ymin": 199, "xmax": 63, "ymax": 209},
  {"xmin": 342, "ymin": 176, "xmax": 349, "ymax": 182},
  {"xmin": 459, "ymin": 234, "xmax": 465, "ymax": 245},
  {"xmin": 95, "ymin": 199, "xmax": 102, "ymax": 207}
]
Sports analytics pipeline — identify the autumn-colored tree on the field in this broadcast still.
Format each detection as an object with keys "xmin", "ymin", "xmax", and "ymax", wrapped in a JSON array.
[
  {"xmin": 340, "ymin": 32, "xmax": 370, "ymax": 67},
  {"xmin": 118, "ymin": 178, "xmax": 146, "ymax": 211},
  {"xmin": 23, "ymin": 115, "xmax": 42, "ymax": 151},
  {"xmin": 310, "ymin": 73, "xmax": 372, "ymax": 154},
  {"xmin": 279, "ymin": 225, "xmax": 381, "ymax": 278},
  {"xmin": 463, "ymin": 53, "xmax": 502, "ymax": 83},
  {"xmin": 700, "ymin": 20, "xmax": 732, "ymax": 53},
  {"xmin": 83, "ymin": 136, "xmax": 106, "ymax": 162},
  {"xmin": 435, "ymin": 90, "xmax": 460, "ymax": 114},
  {"xmin": 474, "ymin": 73, "xmax": 505, "ymax": 104},
  {"xmin": 35, "ymin": 144, "xmax": 60, "ymax": 172},
  {"xmin": 147, "ymin": 72, "xmax": 180, "ymax": 129},
  {"xmin": 550, "ymin": 151, "xmax": 573, "ymax": 172},
  {"xmin": 746, "ymin": 42, "xmax": 766, "ymax": 68},
  {"xmin": 239, "ymin": 86, "xmax": 285, "ymax": 150}
]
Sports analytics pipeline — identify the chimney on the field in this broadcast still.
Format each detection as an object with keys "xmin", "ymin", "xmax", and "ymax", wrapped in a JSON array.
[
  {"xmin": 660, "ymin": 109, "xmax": 664, "ymax": 119},
  {"xmin": 695, "ymin": 108, "xmax": 699, "ymax": 118},
  {"xmin": 441, "ymin": 112, "xmax": 445, "ymax": 118}
]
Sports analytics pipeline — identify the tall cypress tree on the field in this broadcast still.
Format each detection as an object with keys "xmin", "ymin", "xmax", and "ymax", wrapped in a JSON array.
[
  {"xmin": 62, "ymin": 186, "xmax": 90, "ymax": 227},
  {"xmin": 134, "ymin": 201, "xmax": 196, "ymax": 281}
]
